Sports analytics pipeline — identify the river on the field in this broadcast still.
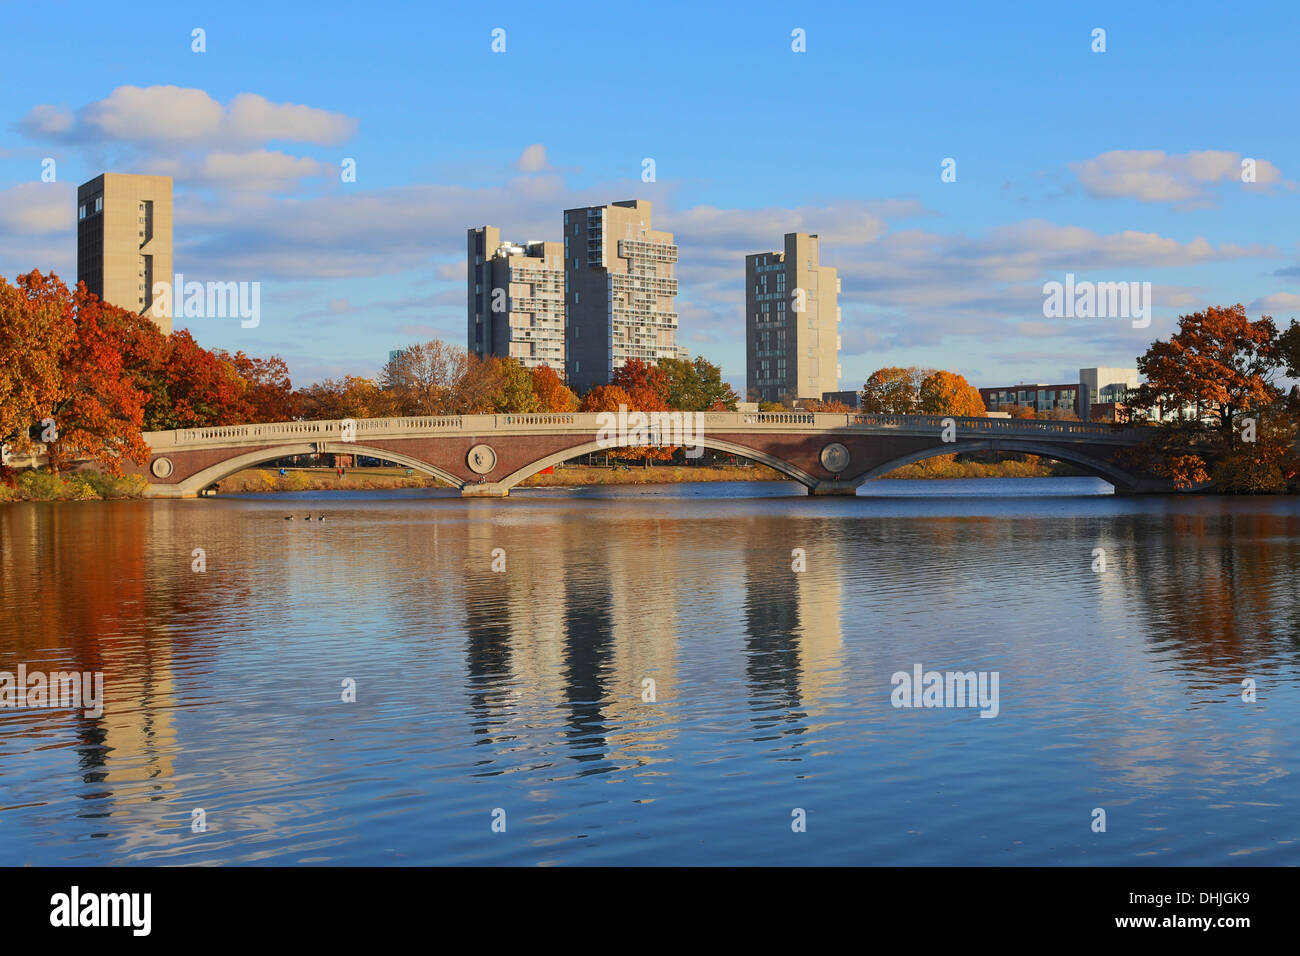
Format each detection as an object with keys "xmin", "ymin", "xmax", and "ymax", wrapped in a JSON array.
[{"xmin": 1, "ymin": 477, "xmax": 1297, "ymax": 864}]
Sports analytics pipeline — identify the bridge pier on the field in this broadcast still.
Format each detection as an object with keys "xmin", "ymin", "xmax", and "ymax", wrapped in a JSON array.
[
  {"xmin": 460, "ymin": 482, "xmax": 510, "ymax": 497},
  {"xmin": 809, "ymin": 482, "xmax": 859, "ymax": 496}
]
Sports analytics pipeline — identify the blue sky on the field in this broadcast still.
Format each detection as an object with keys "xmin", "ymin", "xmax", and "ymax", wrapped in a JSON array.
[{"xmin": 2, "ymin": 0, "xmax": 1298, "ymax": 392}]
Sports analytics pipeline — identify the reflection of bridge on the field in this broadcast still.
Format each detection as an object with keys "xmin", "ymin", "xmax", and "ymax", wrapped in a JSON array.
[{"xmin": 130, "ymin": 411, "xmax": 1171, "ymax": 497}]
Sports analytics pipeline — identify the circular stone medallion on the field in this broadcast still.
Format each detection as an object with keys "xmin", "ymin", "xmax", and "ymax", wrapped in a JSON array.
[
  {"xmin": 819, "ymin": 442, "xmax": 850, "ymax": 473},
  {"xmin": 467, "ymin": 444, "xmax": 498, "ymax": 475},
  {"xmin": 150, "ymin": 456, "xmax": 174, "ymax": 479}
]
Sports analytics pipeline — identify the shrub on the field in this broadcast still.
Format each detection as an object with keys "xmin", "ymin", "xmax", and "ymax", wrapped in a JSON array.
[
  {"xmin": 279, "ymin": 470, "xmax": 310, "ymax": 491},
  {"xmin": 17, "ymin": 471, "xmax": 69, "ymax": 500},
  {"xmin": 79, "ymin": 472, "xmax": 149, "ymax": 499}
]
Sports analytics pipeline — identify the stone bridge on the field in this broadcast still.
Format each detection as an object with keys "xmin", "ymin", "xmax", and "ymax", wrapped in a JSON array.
[{"xmin": 126, "ymin": 411, "xmax": 1170, "ymax": 497}]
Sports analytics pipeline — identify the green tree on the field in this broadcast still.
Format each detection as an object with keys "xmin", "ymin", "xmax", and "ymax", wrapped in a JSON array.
[{"xmin": 658, "ymin": 356, "xmax": 739, "ymax": 410}]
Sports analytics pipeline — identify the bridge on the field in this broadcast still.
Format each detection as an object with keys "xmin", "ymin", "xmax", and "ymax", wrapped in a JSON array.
[{"xmin": 126, "ymin": 411, "xmax": 1171, "ymax": 497}]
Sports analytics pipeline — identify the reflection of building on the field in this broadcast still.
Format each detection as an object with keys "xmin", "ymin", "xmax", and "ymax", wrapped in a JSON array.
[
  {"xmin": 564, "ymin": 200, "xmax": 679, "ymax": 392},
  {"xmin": 77, "ymin": 173, "xmax": 173, "ymax": 333},
  {"xmin": 467, "ymin": 227, "xmax": 566, "ymax": 371},
  {"xmin": 741, "ymin": 520, "xmax": 844, "ymax": 721},
  {"xmin": 746, "ymin": 233, "xmax": 841, "ymax": 404}
]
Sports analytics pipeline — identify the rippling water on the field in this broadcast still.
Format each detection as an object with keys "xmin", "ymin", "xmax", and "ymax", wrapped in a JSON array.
[{"xmin": 1, "ymin": 477, "xmax": 1298, "ymax": 865}]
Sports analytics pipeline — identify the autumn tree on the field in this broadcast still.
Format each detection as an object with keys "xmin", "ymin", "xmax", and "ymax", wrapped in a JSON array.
[
  {"xmin": 24, "ymin": 274, "xmax": 150, "ymax": 474},
  {"xmin": 0, "ymin": 273, "xmax": 74, "ymax": 467},
  {"xmin": 457, "ymin": 356, "xmax": 540, "ymax": 413},
  {"xmin": 578, "ymin": 385, "xmax": 635, "ymax": 412},
  {"xmin": 216, "ymin": 350, "xmax": 297, "ymax": 422},
  {"xmin": 860, "ymin": 366, "xmax": 930, "ymax": 414},
  {"xmin": 611, "ymin": 358, "xmax": 670, "ymax": 410},
  {"xmin": 531, "ymin": 364, "xmax": 578, "ymax": 412},
  {"xmin": 1122, "ymin": 305, "xmax": 1297, "ymax": 491},
  {"xmin": 297, "ymin": 376, "xmax": 395, "ymax": 421},
  {"xmin": 1130, "ymin": 305, "xmax": 1281, "ymax": 437},
  {"xmin": 918, "ymin": 370, "xmax": 986, "ymax": 417},
  {"xmin": 381, "ymin": 340, "xmax": 468, "ymax": 415}
]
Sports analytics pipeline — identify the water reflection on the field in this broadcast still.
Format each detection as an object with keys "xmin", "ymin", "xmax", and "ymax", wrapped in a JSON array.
[{"xmin": 1, "ymin": 479, "xmax": 1298, "ymax": 864}]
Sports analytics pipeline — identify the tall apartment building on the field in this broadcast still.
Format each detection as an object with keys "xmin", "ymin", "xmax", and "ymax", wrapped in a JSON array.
[
  {"xmin": 466, "ymin": 226, "xmax": 566, "ymax": 370},
  {"xmin": 77, "ymin": 173, "xmax": 173, "ymax": 334},
  {"xmin": 562, "ymin": 200, "xmax": 678, "ymax": 393},
  {"xmin": 746, "ymin": 233, "xmax": 840, "ymax": 404}
]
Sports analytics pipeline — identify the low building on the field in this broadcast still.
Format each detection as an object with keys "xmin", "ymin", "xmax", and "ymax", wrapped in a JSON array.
[
  {"xmin": 979, "ymin": 383, "xmax": 1080, "ymax": 417},
  {"xmin": 821, "ymin": 389, "xmax": 861, "ymax": 409}
]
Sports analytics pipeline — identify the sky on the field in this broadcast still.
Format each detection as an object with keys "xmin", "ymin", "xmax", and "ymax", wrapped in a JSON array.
[{"xmin": 2, "ymin": 0, "xmax": 1299, "ymax": 393}]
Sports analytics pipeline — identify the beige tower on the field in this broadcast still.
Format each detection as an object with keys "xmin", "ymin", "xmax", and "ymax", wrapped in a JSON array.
[
  {"xmin": 466, "ymin": 226, "xmax": 566, "ymax": 370},
  {"xmin": 77, "ymin": 173, "xmax": 173, "ymax": 334},
  {"xmin": 563, "ymin": 200, "xmax": 678, "ymax": 392},
  {"xmin": 745, "ymin": 233, "xmax": 840, "ymax": 404}
]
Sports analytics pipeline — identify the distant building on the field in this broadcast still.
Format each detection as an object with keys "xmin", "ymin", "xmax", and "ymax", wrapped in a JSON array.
[
  {"xmin": 562, "ymin": 200, "xmax": 679, "ymax": 392},
  {"xmin": 467, "ymin": 226, "xmax": 566, "ymax": 371},
  {"xmin": 77, "ymin": 173, "xmax": 173, "ymax": 333},
  {"xmin": 821, "ymin": 389, "xmax": 861, "ymax": 409},
  {"xmin": 979, "ymin": 382, "xmax": 1081, "ymax": 417},
  {"xmin": 980, "ymin": 366, "xmax": 1142, "ymax": 419},
  {"xmin": 1079, "ymin": 367, "xmax": 1140, "ymax": 421},
  {"xmin": 745, "ymin": 233, "xmax": 840, "ymax": 404}
]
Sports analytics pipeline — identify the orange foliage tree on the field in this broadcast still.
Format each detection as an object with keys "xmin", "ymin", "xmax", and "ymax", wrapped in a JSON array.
[
  {"xmin": 26, "ymin": 273, "xmax": 151, "ymax": 474},
  {"xmin": 531, "ymin": 364, "xmax": 578, "ymax": 412},
  {"xmin": 0, "ymin": 272, "xmax": 74, "ymax": 465},
  {"xmin": 918, "ymin": 370, "xmax": 986, "ymax": 417}
]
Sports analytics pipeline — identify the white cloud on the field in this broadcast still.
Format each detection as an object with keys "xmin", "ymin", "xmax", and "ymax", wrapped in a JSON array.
[
  {"xmin": 19, "ymin": 86, "xmax": 357, "ymax": 147},
  {"xmin": 0, "ymin": 182, "xmax": 73, "ymax": 235},
  {"xmin": 1070, "ymin": 149, "xmax": 1290, "ymax": 204},
  {"xmin": 516, "ymin": 144, "xmax": 548, "ymax": 172},
  {"xmin": 1248, "ymin": 293, "xmax": 1300, "ymax": 316},
  {"xmin": 146, "ymin": 150, "xmax": 329, "ymax": 191}
]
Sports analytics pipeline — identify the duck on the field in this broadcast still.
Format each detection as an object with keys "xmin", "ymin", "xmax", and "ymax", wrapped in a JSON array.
[
  {"xmin": 284, "ymin": 515, "xmax": 294, "ymax": 520},
  {"xmin": 304, "ymin": 515, "xmax": 313, "ymax": 521}
]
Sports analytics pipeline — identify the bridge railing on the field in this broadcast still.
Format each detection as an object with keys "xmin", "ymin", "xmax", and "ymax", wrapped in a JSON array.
[
  {"xmin": 142, "ymin": 410, "xmax": 1145, "ymax": 449},
  {"xmin": 847, "ymin": 413, "xmax": 1142, "ymax": 437}
]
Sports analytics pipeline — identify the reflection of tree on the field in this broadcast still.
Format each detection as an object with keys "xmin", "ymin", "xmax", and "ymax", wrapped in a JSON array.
[{"xmin": 1127, "ymin": 511, "xmax": 1300, "ymax": 677}]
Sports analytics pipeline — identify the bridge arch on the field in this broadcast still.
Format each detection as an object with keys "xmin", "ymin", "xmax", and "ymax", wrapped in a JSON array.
[
  {"xmin": 171, "ymin": 442, "xmax": 464, "ymax": 496},
  {"xmin": 851, "ymin": 439, "xmax": 1143, "ymax": 492},
  {"xmin": 497, "ymin": 437, "xmax": 821, "ymax": 490}
]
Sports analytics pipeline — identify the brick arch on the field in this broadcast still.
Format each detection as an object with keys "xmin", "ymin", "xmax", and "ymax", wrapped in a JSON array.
[
  {"xmin": 850, "ymin": 439, "xmax": 1146, "ymax": 492},
  {"xmin": 496, "ymin": 436, "xmax": 822, "ymax": 490},
  {"xmin": 167, "ymin": 442, "xmax": 465, "ymax": 496}
]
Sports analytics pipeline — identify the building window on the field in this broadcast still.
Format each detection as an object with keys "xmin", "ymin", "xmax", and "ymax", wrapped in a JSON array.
[
  {"xmin": 94, "ymin": 197, "xmax": 103, "ymax": 213},
  {"xmin": 78, "ymin": 204, "xmax": 86, "ymax": 220}
]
